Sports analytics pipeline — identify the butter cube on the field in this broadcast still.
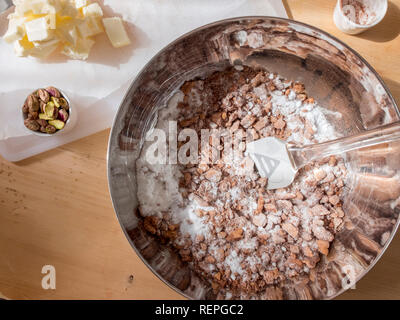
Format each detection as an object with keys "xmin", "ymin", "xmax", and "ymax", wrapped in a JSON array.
[
  {"xmin": 3, "ymin": 19, "xmax": 25, "ymax": 43},
  {"xmin": 8, "ymin": 0, "xmax": 115, "ymax": 59},
  {"xmin": 44, "ymin": 13, "xmax": 56, "ymax": 29},
  {"xmin": 62, "ymin": 37, "xmax": 95, "ymax": 60},
  {"xmin": 58, "ymin": 1, "xmax": 78, "ymax": 17},
  {"xmin": 4, "ymin": 27, "xmax": 24, "ymax": 43},
  {"xmin": 8, "ymin": 17, "xmax": 26, "ymax": 28},
  {"xmin": 57, "ymin": 25, "xmax": 78, "ymax": 46},
  {"xmin": 74, "ymin": 0, "xmax": 88, "ymax": 9},
  {"xmin": 25, "ymin": 17, "xmax": 52, "ymax": 41},
  {"xmin": 82, "ymin": 2, "xmax": 103, "ymax": 17},
  {"xmin": 33, "ymin": 38, "xmax": 59, "ymax": 48},
  {"xmin": 30, "ymin": 0, "xmax": 51, "ymax": 14},
  {"xmin": 15, "ymin": 0, "xmax": 33, "ymax": 16},
  {"xmin": 82, "ymin": 3, "xmax": 103, "ymax": 17},
  {"xmin": 31, "ymin": 38, "xmax": 60, "ymax": 58},
  {"xmin": 13, "ymin": 40, "xmax": 28, "ymax": 57},
  {"xmin": 102, "ymin": 17, "xmax": 130, "ymax": 48},
  {"xmin": 41, "ymin": 4, "xmax": 57, "ymax": 14},
  {"xmin": 77, "ymin": 17, "xmax": 103, "ymax": 37}
]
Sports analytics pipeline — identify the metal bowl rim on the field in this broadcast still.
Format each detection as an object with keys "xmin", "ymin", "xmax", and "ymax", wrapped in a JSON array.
[{"xmin": 107, "ymin": 15, "xmax": 400, "ymax": 300}]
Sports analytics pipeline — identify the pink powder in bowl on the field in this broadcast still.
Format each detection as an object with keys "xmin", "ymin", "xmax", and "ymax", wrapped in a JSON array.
[{"xmin": 341, "ymin": 0, "xmax": 378, "ymax": 25}]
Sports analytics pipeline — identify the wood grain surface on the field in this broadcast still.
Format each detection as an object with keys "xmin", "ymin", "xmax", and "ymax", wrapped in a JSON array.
[{"xmin": 1, "ymin": 0, "xmax": 400, "ymax": 300}]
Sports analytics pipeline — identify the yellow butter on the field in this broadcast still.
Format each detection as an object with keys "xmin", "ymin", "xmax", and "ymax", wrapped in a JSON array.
[
  {"xmin": 3, "ymin": 19, "xmax": 25, "ymax": 43},
  {"xmin": 31, "ymin": 38, "xmax": 60, "ymax": 58},
  {"xmin": 74, "ymin": 0, "xmax": 89, "ymax": 9},
  {"xmin": 44, "ymin": 14, "xmax": 56, "ymax": 29},
  {"xmin": 30, "ymin": 0, "xmax": 51, "ymax": 14},
  {"xmin": 56, "ymin": 25, "xmax": 78, "ymax": 46},
  {"xmin": 82, "ymin": 3, "xmax": 103, "ymax": 17},
  {"xmin": 62, "ymin": 37, "xmax": 95, "ymax": 60},
  {"xmin": 56, "ymin": 14, "xmax": 73, "ymax": 25},
  {"xmin": 25, "ymin": 17, "xmax": 53, "ymax": 41},
  {"xmin": 19, "ymin": 35, "xmax": 35, "ymax": 49},
  {"xmin": 14, "ymin": 40, "xmax": 28, "ymax": 57},
  {"xmin": 5, "ymin": 0, "xmax": 129, "ymax": 60},
  {"xmin": 102, "ymin": 17, "xmax": 131, "ymax": 48},
  {"xmin": 23, "ymin": 12, "xmax": 46, "ymax": 22},
  {"xmin": 77, "ymin": 17, "xmax": 103, "ymax": 37}
]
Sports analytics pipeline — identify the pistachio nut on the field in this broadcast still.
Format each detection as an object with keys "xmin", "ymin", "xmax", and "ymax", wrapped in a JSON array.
[
  {"xmin": 58, "ymin": 109, "xmax": 69, "ymax": 122},
  {"xmin": 22, "ymin": 103, "xmax": 29, "ymax": 114},
  {"xmin": 53, "ymin": 107, "xmax": 59, "ymax": 119},
  {"xmin": 37, "ymin": 89, "xmax": 50, "ymax": 103},
  {"xmin": 39, "ymin": 113, "xmax": 53, "ymax": 120},
  {"xmin": 45, "ymin": 124, "xmax": 57, "ymax": 134},
  {"xmin": 36, "ymin": 119, "xmax": 48, "ymax": 127},
  {"xmin": 24, "ymin": 119, "xmax": 40, "ymax": 131},
  {"xmin": 59, "ymin": 98, "xmax": 69, "ymax": 110},
  {"xmin": 44, "ymin": 102, "xmax": 56, "ymax": 118},
  {"xmin": 48, "ymin": 119, "xmax": 65, "ymax": 130},
  {"xmin": 27, "ymin": 112, "xmax": 39, "ymax": 120},
  {"xmin": 45, "ymin": 86, "xmax": 61, "ymax": 98},
  {"xmin": 40, "ymin": 100, "xmax": 47, "ymax": 113},
  {"xmin": 51, "ymin": 97, "xmax": 60, "ymax": 108},
  {"xmin": 27, "ymin": 94, "xmax": 39, "ymax": 113}
]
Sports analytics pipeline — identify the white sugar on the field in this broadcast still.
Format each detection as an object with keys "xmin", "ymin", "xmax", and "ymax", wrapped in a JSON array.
[
  {"xmin": 225, "ymin": 250, "xmax": 244, "ymax": 278},
  {"xmin": 269, "ymin": 86, "xmax": 341, "ymax": 144},
  {"xmin": 237, "ymin": 237, "xmax": 258, "ymax": 251},
  {"xmin": 177, "ymin": 203, "xmax": 211, "ymax": 240}
]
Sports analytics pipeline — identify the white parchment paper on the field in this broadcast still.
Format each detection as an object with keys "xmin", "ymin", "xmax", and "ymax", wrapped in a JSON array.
[{"xmin": 0, "ymin": 0, "xmax": 287, "ymax": 161}]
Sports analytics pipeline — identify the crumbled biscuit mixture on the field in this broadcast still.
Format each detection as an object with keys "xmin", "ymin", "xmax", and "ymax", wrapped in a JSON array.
[{"xmin": 136, "ymin": 67, "xmax": 347, "ymax": 298}]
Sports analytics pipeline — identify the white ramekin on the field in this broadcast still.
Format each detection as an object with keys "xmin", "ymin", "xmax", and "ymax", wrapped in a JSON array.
[{"xmin": 333, "ymin": 0, "xmax": 388, "ymax": 35}]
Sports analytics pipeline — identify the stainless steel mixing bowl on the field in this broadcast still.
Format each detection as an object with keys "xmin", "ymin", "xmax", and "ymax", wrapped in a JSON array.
[{"xmin": 107, "ymin": 17, "xmax": 400, "ymax": 299}]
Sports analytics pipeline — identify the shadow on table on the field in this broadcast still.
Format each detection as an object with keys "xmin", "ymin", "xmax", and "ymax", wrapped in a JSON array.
[
  {"xmin": 355, "ymin": 1, "xmax": 400, "ymax": 43},
  {"xmin": 0, "ymin": 7, "xmax": 14, "ymax": 37},
  {"xmin": 281, "ymin": 0, "xmax": 294, "ymax": 19},
  {"xmin": 382, "ymin": 77, "xmax": 400, "ymax": 106}
]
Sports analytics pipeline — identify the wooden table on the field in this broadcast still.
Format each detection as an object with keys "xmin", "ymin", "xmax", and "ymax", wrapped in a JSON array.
[{"xmin": 1, "ymin": 0, "xmax": 400, "ymax": 300}]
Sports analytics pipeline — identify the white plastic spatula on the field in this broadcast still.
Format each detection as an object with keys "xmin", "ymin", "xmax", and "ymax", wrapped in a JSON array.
[{"xmin": 246, "ymin": 121, "xmax": 400, "ymax": 190}]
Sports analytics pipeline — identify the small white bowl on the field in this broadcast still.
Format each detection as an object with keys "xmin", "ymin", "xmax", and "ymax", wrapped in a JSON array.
[
  {"xmin": 333, "ymin": 0, "xmax": 388, "ymax": 35},
  {"xmin": 22, "ymin": 88, "xmax": 73, "ymax": 137}
]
